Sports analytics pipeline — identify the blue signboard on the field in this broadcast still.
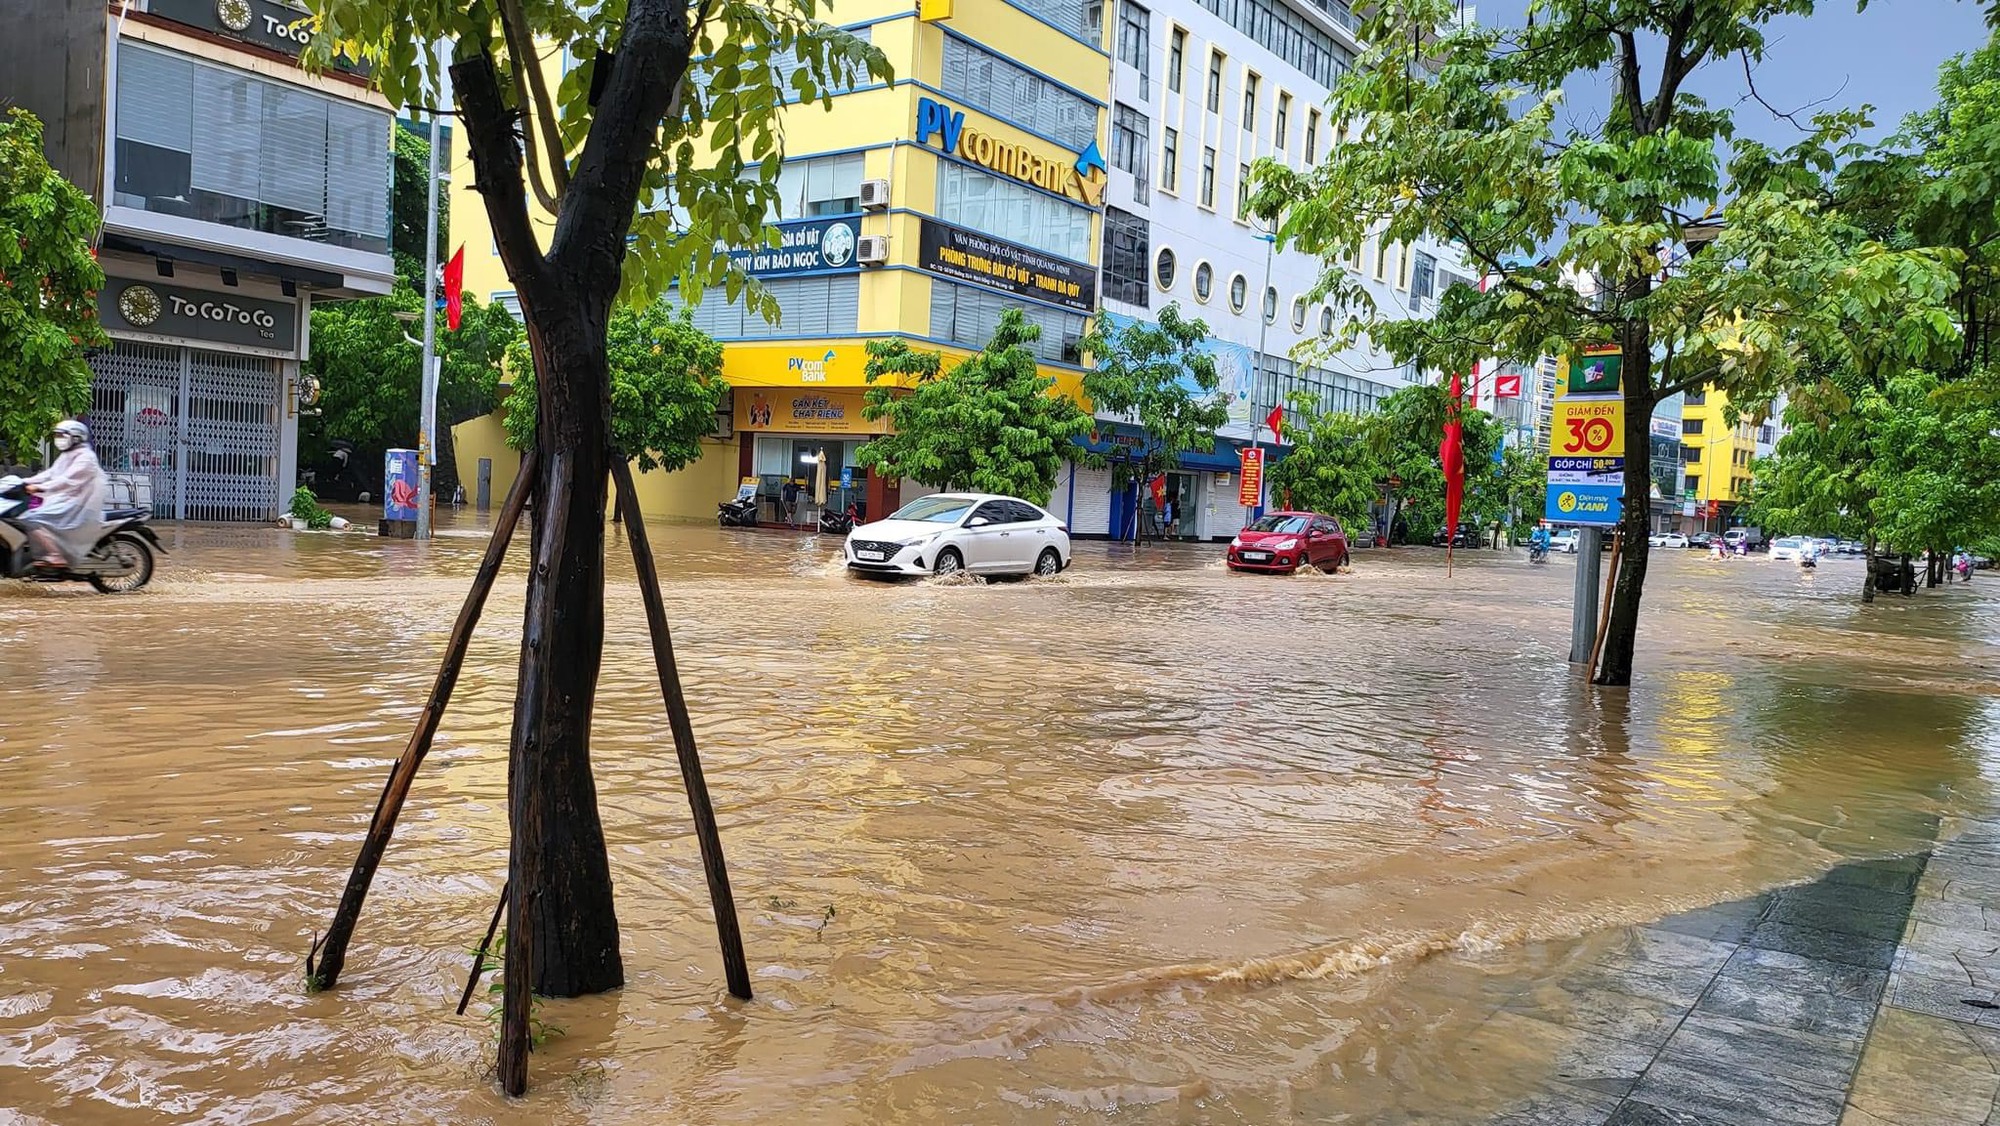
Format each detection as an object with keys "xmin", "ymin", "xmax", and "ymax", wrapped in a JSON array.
[
  {"xmin": 840, "ymin": 466, "xmax": 854, "ymax": 489},
  {"xmin": 1546, "ymin": 455, "xmax": 1623, "ymax": 526},
  {"xmin": 728, "ymin": 217, "xmax": 861, "ymax": 277},
  {"xmin": 384, "ymin": 448, "xmax": 420, "ymax": 522}
]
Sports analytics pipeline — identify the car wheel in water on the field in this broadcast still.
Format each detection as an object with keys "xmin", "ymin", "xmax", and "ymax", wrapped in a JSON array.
[
  {"xmin": 933, "ymin": 548, "xmax": 964, "ymax": 576},
  {"xmin": 1338, "ymin": 550, "xmax": 1350, "ymax": 570},
  {"xmin": 1035, "ymin": 549, "xmax": 1061, "ymax": 577},
  {"xmin": 88, "ymin": 533, "xmax": 154, "ymax": 594}
]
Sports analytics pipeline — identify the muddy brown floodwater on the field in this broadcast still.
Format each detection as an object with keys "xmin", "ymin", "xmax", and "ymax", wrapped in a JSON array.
[{"xmin": 1, "ymin": 515, "xmax": 1997, "ymax": 1124}]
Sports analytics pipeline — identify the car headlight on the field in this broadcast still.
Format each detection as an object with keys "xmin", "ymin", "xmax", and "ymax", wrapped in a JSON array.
[
  {"xmin": 1230, "ymin": 537, "xmax": 1243, "ymax": 548},
  {"xmin": 900, "ymin": 533, "xmax": 938, "ymax": 548},
  {"xmin": 1274, "ymin": 538, "xmax": 1299, "ymax": 551}
]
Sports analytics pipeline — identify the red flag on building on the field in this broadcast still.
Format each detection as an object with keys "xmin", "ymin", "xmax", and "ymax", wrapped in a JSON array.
[
  {"xmin": 443, "ymin": 245, "xmax": 465, "ymax": 331},
  {"xmin": 1266, "ymin": 404, "xmax": 1285, "ymax": 443},
  {"xmin": 1439, "ymin": 372, "xmax": 1465, "ymax": 544}
]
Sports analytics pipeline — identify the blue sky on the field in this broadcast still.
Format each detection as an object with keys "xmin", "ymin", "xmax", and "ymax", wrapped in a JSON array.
[{"xmin": 1469, "ymin": 0, "xmax": 1992, "ymax": 145}]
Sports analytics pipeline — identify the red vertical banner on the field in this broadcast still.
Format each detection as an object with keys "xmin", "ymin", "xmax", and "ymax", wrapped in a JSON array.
[{"xmin": 1238, "ymin": 448, "xmax": 1264, "ymax": 507}]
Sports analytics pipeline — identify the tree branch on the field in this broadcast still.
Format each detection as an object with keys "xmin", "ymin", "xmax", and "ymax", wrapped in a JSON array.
[
  {"xmin": 452, "ymin": 51, "xmax": 547, "ymax": 298},
  {"xmin": 547, "ymin": 0, "xmax": 694, "ymax": 303},
  {"xmin": 496, "ymin": 0, "xmax": 564, "ymax": 215}
]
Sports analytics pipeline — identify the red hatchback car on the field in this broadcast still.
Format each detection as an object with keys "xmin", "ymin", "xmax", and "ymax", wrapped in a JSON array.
[{"xmin": 1227, "ymin": 511, "xmax": 1351, "ymax": 573}]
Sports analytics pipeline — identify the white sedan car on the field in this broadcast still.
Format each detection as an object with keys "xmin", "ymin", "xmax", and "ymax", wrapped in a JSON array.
[
  {"xmin": 1649, "ymin": 531, "xmax": 1690, "ymax": 549},
  {"xmin": 845, "ymin": 493, "xmax": 1072, "ymax": 578}
]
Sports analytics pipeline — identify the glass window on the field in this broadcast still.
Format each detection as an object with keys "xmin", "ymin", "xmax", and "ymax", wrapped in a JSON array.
[
  {"xmin": 1242, "ymin": 72, "xmax": 1259, "ymax": 132},
  {"xmin": 1193, "ymin": 0, "xmax": 1354, "ymax": 90},
  {"xmin": 1161, "ymin": 126, "xmax": 1179, "ymax": 193},
  {"xmin": 1155, "ymin": 246, "xmax": 1177, "ymax": 289},
  {"xmin": 971, "ymin": 500, "xmax": 1017, "ymax": 525},
  {"xmin": 1207, "ymin": 50, "xmax": 1225, "ymax": 114},
  {"xmin": 672, "ymin": 275, "xmax": 861, "ymax": 338},
  {"xmin": 1290, "ymin": 295, "xmax": 1306, "ymax": 330},
  {"xmin": 1229, "ymin": 273, "xmax": 1247, "ymax": 313},
  {"xmin": 1118, "ymin": 2, "xmax": 1151, "ymax": 98},
  {"xmin": 1236, "ymin": 162, "xmax": 1251, "ymax": 219},
  {"xmin": 1684, "ymin": 417, "xmax": 1705, "ymax": 435},
  {"xmin": 1104, "ymin": 207, "xmax": 1150, "ymax": 307},
  {"xmin": 940, "ymin": 37, "xmax": 1098, "ymax": 153},
  {"xmin": 1009, "ymin": 0, "xmax": 1096, "ymax": 40},
  {"xmin": 1200, "ymin": 147, "xmax": 1217, "ymax": 208},
  {"xmin": 1248, "ymin": 514, "xmax": 1309, "ymax": 533},
  {"xmin": 929, "ymin": 279, "xmax": 1087, "ymax": 364},
  {"xmin": 937, "ymin": 162, "xmax": 1093, "ymax": 262},
  {"xmin": 895, "ymin": 495, "xmax": 980, "ymax": 523},
  {"xmin": 1410, "ymin": 250, "xmax": 1436, "ymax": 310},
  {"xmin": 1319, "ymin": 306, "xmax": 1334, "ymax": 336},
  {"xmin": 114, "ymin": 41, "xmax": 390, "ymax": 253},
  {"xmin": 1685, "ymin": 390, "xmax": 1706, "ymax": 405},
  {"xmin": 1305, "ymin": 108, "xmax": 1320, "ymax": 163},
  {"xmin": 1194, "ymin": 261, "xmax": 1213, "ymax": 302},
  {"xmin": 1397, "ymin": 244, "xmax": 1412, "ymax": 290},
  {"xmin": 1263, "ymin": 285, "xmax": 1278, "ymax": 323},
  {"xmin": 1167, "ymin": 26, "xmax": 1186, "ymax": 93},
  {"xmin": 1275, "ymin": 92, "xmax": 1291, "ymax": 150},
  {"xmin": 769, "ymin": 153, "xmax": 866, "ymax": 220},
  {"xmin": 1112, "ymin": 103, "xmax": 1150, "ymax": 200}
]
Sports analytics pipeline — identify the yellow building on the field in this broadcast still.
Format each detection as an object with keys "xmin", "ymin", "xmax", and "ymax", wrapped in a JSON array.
[
  {"xmin": 449, "ymin": 2, "xmax": 1110, "ymax": 521},
  {"xmin": 1678, "ymin": 386, "xmax": 1758, "ymax": 529}
]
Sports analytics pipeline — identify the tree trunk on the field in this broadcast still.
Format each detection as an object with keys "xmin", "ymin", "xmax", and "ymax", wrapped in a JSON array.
[
  {"xmin": 1592, "ymin": 329, "xmax": 1656, "ymax": 688},
  {"xmin": 1862, "ymin": 536, "xmax": 1876, "ymax": 603},
  {"xmin": 504, "ymin": 302, "xmax": 623, "ymax": 1001}
]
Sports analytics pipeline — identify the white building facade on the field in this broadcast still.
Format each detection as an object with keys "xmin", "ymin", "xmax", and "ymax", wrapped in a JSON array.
[{"xmin": 1048, "ymin": 0, "xmax": 1474, "ymax": 541}]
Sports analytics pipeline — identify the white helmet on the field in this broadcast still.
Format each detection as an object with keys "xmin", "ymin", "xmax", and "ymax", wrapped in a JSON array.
[{"xmin": 52, "ymin": 419, "xmax": 89, "ymax": 442}]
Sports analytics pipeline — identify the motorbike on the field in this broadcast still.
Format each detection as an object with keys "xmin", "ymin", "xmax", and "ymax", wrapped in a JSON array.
[
  {"xmin": 1800, "ymin": 552, "xmax": 1817, "ymax": 571},
  {"xmin": 1529, "ymin": 542, "xmax": 1550, "ymax": 564},
  {"xmin": 717, "ymin": 495, "xmax": 760, "ymax": 528},
  {"xmin": 0, "ymin": 476, "xmax": 163, "ymax": 593},
  {"xmin": 817, "ymin": 504, "xmax": 859, "ymax": 535}
]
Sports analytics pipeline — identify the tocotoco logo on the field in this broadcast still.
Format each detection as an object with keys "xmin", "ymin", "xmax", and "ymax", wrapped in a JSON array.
[{"xmin": 916, "ymin": 97, "xmax": 1106, "ymax": 206}]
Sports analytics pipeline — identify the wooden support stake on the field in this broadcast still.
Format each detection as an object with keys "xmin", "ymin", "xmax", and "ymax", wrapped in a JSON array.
[
  {"xmin": 497, "ymin": 881, "xmax": 533, "ymax": 1096},
  {"xmin": 609, "ymin": 459, "xmax": 753, "ymax": 1000},
  {"xmin": 1588, "ymin": 532, "xmax": 1622, "ymax": 680},
  {"xmin": 457, "ymin": 880, "xmax": 509, "ymax": 1016},
  {"xmin": 310, "ymin": 449, "xmax": 540, "ymax": 990}
]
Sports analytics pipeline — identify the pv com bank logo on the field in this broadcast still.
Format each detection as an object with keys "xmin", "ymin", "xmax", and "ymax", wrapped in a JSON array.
[{"xmin": 788, "ymin": 349, "xmax": 838, "ymax": 382}]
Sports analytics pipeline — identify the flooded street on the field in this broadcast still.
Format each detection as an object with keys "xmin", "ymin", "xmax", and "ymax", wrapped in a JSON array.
[{"xmin": 2, "ymin": 517, "xmax": 1998, "ymax": 1124}]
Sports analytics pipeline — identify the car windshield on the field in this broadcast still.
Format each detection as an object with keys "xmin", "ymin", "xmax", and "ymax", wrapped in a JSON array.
[
  {"xmin": 890, "ymin": 496, "xmax": 978, "ymax": 524},
  {"xmin": 1776, "ymin": 537, "xmax": 1803, "ymax": 548},
  {"xmin": 1246, "ymin": 515, "xmax": 1310, "ymax": 534}
]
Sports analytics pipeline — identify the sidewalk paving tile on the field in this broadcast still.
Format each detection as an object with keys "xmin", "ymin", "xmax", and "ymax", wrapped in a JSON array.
[
  {"xmin": 1842, "ymin": 1007, "xmax": 2000, "ymax": 1125},
  {"xmin": 1655, "ymin": 1011, "xmax": 1862, "ymax": 1090},
  {"xmin": 1624, "ymin": 1054, "xmax": 1847, "ymax": 1126},
  {"xmin": 1747, "ymin": 919, "xmax": 1901, "ymax": 971},
  {"xmin": 1696, "ymin": 947, "xmax": 1884, "ymax": 1040},
  {"xmin": 1888, "ymin": 968, "xmax": 2000, "ymax": 1026},
  {"xmin": 1603, "ymin": 1101, "xmax": 1733, "ymax": 1125}
]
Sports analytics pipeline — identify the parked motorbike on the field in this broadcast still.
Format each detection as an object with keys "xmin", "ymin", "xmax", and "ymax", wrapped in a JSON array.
[
  {"xmin": 818, "ymin": 504, "xmax": 858, "ymax": 535},
  {"xmin": 0, "ymin": 477, "xmax": 163, "ymax": 593},
  {"xmin": 717, "ymin": 495, "xmax": 760, "ymax": 528}
]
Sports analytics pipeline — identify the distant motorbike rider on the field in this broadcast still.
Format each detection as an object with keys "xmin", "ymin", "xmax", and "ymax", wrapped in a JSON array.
[
  {"xmin": 22, "ymin": 420, "xmax": 109, "ymax": 569},
  {"xmin": 1529, "ymin": 521, "xmax": 1552, "ymax": 558}
]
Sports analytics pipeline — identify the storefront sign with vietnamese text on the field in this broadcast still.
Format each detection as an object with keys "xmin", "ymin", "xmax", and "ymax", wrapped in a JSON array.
[
  {"xmin": 1238, "ymin": 448, "xmax": 1264, "ymax": 507},
  {"xmin": 736, "ymin": 387, "xmax": 870, "ymax": 434},
  {"xmin": 1544, "ymin": 346, "xmax": 1625, "ymax": 526},
  {"xmin": 916, "ymin": 219, "xmax": 1096, "ymax": 314}
]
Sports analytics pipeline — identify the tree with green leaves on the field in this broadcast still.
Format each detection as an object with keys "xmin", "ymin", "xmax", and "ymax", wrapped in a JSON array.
[
  {"xmin": 390, "ymin": 124, "xmax": 447, "ymax": 286},
  {"xmin": 502, "ymin": 303, "xmax": 726, "ymax": 476},
  {"xmin": 1255, "ymin": 0, "xmax": 1955, "ymax": 684},
  {"xmin": 1373, "ymin": 382, "xmax": 1503, "ymax": 541},
  {"xmin": 303, "ymin": 287, "xmax": 518, "ymax": 494},
  {"xmin": 857, "ymin": 309, "xmax": 1093, "ymax": 506},
  {"xmin": 302, "ymin": 0, "xmax": 887, "ymax": 1079},
  {"xmin": 1266, "ymin": 404, "xmax": 1381, "ymax": 533},
  {"xmin": 1079, "ymin": 303, "xmax": 1231, "ymax": 520},
  {"xmin": 0, "ymin": 108, "xmax": 108, "ymax": 462}
]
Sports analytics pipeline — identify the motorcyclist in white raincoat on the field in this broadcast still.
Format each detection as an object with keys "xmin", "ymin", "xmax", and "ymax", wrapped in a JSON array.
[{"xmin": 23, "ymin": 420, "xmax": 109, "ymax": 568}]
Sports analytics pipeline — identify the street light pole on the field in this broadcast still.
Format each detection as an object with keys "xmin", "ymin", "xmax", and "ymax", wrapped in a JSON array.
[
  {"xmin": 415, "ymin": 60, "xmax": 444, "ymax": 542},
  {"xmin": 1249, "ymin": 225, "xmax": 1276, "ymax": 514}
]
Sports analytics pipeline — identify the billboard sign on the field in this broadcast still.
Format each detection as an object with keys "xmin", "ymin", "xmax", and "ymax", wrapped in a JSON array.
[{"xmin": 1545, "ymin": 346, "xmax": 1625, "ymax": 526}]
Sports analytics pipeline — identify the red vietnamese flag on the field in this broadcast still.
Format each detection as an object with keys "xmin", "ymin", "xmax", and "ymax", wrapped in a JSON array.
[
  {"xmin": 1439, "ymin": 372, "xmax": 1465, "ymax": 542},
  {"xmin": 1266, "ymin": 403, "xmax": 1285, "ymax": 443},
  {"xmin": 443, "ymin": 245, "xmax": 465, "ymax": 331}
]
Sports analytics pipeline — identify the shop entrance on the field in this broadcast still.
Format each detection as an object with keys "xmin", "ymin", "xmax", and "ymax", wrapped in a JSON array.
[
  {"xmin": 1164, "ymin": 471, "xmax": 1202, "ymax": 539},
  {"xmin": 86, "ymin": 340, "xmax": 284, "ymax": 521},
  {"xmin": 750, "ymin": 434, "xmax": 869, "ymax": 525}
]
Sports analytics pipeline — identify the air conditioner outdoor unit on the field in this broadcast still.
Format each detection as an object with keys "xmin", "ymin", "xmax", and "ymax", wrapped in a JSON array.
[
  {"xmin": 858, "ymin": 179, "xmax": 891, "ymax": 210},
  {"xmin": 856, "ymin": 235, "xmax": 890, "ymax": 265}
]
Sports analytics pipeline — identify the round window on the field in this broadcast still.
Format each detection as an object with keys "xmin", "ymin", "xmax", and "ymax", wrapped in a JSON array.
[
  {"xmin": 1229, "ymin": 273, "xmax": 1248, "ymax": 314},
  {"xmin": 1194, "ymin": 261, "xmax": 1214, "ymax": 303},
  {"xmin": 1263, "ymin": 286, "xmax": 1279, "ymax": 324},
  {"xmin": 1156, "ymin": 247, "xmax": 1178, "ymax": 291},
  {"xmin": 1291, "ymin": 296, "xmax": 1308, "ymax": 331},
  {"xmin": 1319, "ymin": 306, "xmax": 1335, "ymax": 337}
]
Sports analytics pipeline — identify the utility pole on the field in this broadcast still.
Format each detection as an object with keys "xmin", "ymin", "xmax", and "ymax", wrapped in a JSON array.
[
  {"xmin": 1248, "ymin": 225, "xmax": 1276, "ymax": 514},
  {"xmin": 415, "ymin": 59, "xmax": 444, "ymax": 542},
  {"xmin": 1569, "ymin": 526, "xmax": 1603, "ymax": 663}
]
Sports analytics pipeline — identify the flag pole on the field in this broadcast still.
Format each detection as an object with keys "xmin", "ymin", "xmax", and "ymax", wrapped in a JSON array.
[{"xmin": 414, "ymin": 41, "xmax": 444, "ymax": 543}]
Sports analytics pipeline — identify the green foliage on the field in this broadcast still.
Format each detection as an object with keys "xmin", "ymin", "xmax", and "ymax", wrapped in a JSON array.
[
  {"xmin": 1376, "ymin": 383, "xmax": 1504, "ymax": 535},
  {"xmin": 304, "ymin": 0, "xmax": 891, "ymax": 319},
  {"xmin": 1267, "ymin": 405, "xmax": 1380, "ymax": 531},
  {"xmin": 1499, "ymin": 445, "xmax": 1547, "ymax": 529},
  {"xmin": 303, "ymin": 287, "xmax": 519, "ymax": 490},
  {"xmin": 0, "ymin": 108, "xmax": 108, "ymax": 462},
  {"xmin": 502, "ymin": 304, "xmax": 727, "ymax": 473},
  {"xmin": 390, "ymin": 124, "xmax": 447, "ymax": 287},
  {"xmin": 857, "ymin": 310, "xmax": 1095, "ymax": 505},
  {"xmin": 288, "ymin": 486, "xmax": 335, "ymax": 530},
  {"xmin": 1079, "ymin": 304, "xmax": 1232, "ymax": 483}
]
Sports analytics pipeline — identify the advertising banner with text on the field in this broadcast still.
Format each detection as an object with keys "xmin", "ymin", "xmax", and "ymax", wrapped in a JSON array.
[
  {"xmin": 1544, "ymin": 347, "xmax": 1626, "ymax": 526},
  {"xmin": 916, "ymin": 219, "xmax": 1096, "ymax": 314}
]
